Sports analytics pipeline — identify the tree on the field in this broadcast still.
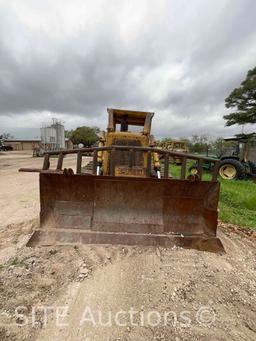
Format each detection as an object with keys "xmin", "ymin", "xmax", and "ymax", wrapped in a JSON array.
[
  {"xmin": 190, "ymin": 135, "xmax": 209, "ymax": 154},
  {"xmin": 224, "ymin": 66, "xmax": 256, "ymax": 126},
  {"xmin": 69, "ymin": 126, "xmax": 100, "ymax": 147},
  {"xmin": 210, "ymin": 137, "xmax": 223, "ymax": 155},
  {"xmin": 65, "ymin": 129, "xmax": 74, "ymax": 139},
  {"xmin": 0, "ymin": 132, "xmax": 14, "ymax": 139}
]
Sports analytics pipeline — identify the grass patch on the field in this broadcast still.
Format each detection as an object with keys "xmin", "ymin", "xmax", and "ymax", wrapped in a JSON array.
[
  {"xmin": 0, "ymin": 257, "xmax": 25, "ymax": 271},
  {"xmin": 9, "ymin": 256, "xmax": 24, "ymax": 267},
  {"xmin": 219, "ymin": 179, "xmax": 256, "ymax": 229}
]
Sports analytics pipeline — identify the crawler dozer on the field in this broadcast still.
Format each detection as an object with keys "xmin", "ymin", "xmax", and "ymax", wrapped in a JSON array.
[
  {"xmin": 158, "ymin": 139, "xmax": 189, "ymax": 165},
  {"xmin": 20, "ymin": 108, "xmax": 224, "ymax": 253}
]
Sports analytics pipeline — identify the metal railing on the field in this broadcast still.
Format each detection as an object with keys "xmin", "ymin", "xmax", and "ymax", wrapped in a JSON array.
[{"xmin": 19, "ymin": 146, "xmax": 220, "ymax": 182}]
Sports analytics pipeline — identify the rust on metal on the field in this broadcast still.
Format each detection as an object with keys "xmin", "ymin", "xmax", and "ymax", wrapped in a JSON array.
[
  {"xmin": 197, "ymin": 159, "xmax": 203, "ymax": 180},
  {"xmin": 56, "ymin": 153, "xmax": 64, "ymax": 171},
  {"xmin": 164, "ymin": 153, "xmax": 169, "ymax": 178},
  {"xmin": 180, "ymin": 157, "xmax": 186, "ymax": 180},
  {"xmin": 27, "ymin": 229, "xmax": 223, "ymax": 253},
  {"xmin": 24, "ymin": 172, "xmax": 224, "ymax": 253},
  {"xmin": 76, "ymin": 151, "xmax": 82, "ymax": 174},
  {"xmin": 212, "ymin": 160, "xmax": 220, "ymax": 182},
  {"xmin": 92, "ymin": 150, "xmax": 98, "ymax": 175},
  {"xmin": 20, "ymin": 145, "xmax": 223, "ymax": 253},
  {"xmin": 42, "ymin": 153, "xmax": 50, "ymax": 170},
  {"xmin": 19, "ymin": 168, "xmax": 42, "ymax": 172}
]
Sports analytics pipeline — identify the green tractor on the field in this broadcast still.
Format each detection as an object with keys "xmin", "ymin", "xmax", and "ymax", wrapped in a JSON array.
[{"xmin": 190, "ymin": 134, "xmax": 256, "ymax": 180}]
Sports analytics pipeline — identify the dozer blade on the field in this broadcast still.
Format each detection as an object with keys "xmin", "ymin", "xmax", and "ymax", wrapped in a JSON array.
[{"xmin": 27, "ymin": 173, "xmax": 224, "ymax": 253}]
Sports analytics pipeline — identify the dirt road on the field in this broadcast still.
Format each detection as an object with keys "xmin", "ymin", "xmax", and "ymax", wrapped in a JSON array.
[{"xmin": 0, "ymin": 152, "xmax": 255, "ymax": 341}]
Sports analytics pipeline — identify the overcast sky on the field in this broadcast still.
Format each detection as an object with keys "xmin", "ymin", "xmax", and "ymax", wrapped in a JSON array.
[{"xmin": 0, "ymin": 0, "xmax": 256, "ymax": 139}]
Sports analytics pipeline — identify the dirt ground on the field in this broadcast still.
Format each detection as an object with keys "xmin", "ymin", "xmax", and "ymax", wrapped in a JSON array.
[{"xmin": 0, "ymin": 151, "xmax": 255, "ymax": 341}]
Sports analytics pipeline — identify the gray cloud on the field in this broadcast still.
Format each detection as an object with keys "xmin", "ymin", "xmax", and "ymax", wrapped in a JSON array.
[{"xmin": 0, "ymin": 0, "xmax": 256, "ymax": 139}]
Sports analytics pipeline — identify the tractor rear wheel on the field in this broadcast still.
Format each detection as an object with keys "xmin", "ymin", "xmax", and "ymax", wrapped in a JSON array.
[{"xmin": 219, "ymin": 159, "xmax": 245, "ymax": 180}]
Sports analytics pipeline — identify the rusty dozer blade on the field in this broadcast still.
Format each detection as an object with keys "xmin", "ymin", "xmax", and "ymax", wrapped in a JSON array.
[{"xmin": 27, "ymin": 173, "xmax": 224, "ymax": 253}]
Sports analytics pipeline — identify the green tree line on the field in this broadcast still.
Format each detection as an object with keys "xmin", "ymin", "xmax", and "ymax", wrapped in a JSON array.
[{"xmin": 65, "ymin": 126, "xmax": 100, "ymax": 147}]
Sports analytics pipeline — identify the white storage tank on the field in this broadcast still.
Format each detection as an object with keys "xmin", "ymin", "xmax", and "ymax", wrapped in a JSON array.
[{"xmin": 40, "ymin": 118, "xmax": 65, "ymax": 150}]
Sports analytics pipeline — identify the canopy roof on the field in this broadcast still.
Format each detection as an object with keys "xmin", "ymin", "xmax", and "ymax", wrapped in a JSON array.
[
  {"xmin": 224, "ymin": 133, "xmax": 256, "ymax": 142},
  {"xmin": 107, "ymin": 108, "xmax": 154, "ymax": 126}
]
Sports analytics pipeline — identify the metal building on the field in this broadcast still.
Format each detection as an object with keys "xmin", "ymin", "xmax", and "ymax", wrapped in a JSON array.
[{"xmin": 40, "ymin": 118, "xmax": 65, "ymax": 150}]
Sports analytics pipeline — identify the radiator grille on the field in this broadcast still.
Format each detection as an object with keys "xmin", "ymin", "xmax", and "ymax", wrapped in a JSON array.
[{"xmin": 113, "ymin": 139, "xmax": 143, "ymax": 166}]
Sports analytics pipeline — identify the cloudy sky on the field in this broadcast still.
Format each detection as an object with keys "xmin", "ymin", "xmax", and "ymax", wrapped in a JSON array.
[{"xmin": 0, "ymin": 0, "xmax": 256, "ymax": 139}]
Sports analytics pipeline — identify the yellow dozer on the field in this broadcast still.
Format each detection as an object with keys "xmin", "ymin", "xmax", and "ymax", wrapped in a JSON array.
[
  {"xmin": 159, "ymin": 139, "xmax": 189, "ymax": 165},
  {"xmin": 96, "ymin": 109, "xmax": 161, "ymax": 178},
  {"xmin": 20, "ymin": 108, "xmax": 224, "ymax": 253}
]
